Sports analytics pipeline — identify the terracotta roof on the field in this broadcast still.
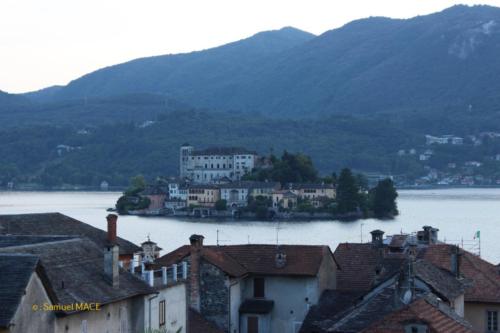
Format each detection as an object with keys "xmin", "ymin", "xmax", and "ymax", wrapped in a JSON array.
[
  {"xmin": 389, "ymin": 235, "xmax": 408, "ymax": 249},
  {"xmin": 300, "ymin": 290, "xmax": 366, "ymax": 333},
  {"xmin": 141, "ymin": 186, "xmax": 166, "ymax": 196},
  {"xmin": 0, "ymin": 213, "xmax": 140, "ymax": 256},
  {"xmin": 291, "ymin": 183, "xmax": 335, "ymax": 190},
  {"xmin": 419, "ymin": 244, "xmax": 500, "ymax": 303},
  {"xmin": 334, "ymin": 243, "xmax": 404, "ymax": 291},
  {"xmin": 218, "ymin": 181, "xmax": 280, "ymax": 189},
  {"xmin": 157, "ymin": 244, "xmax": 335, "ymax": 277},
  {"xmin": 361, "ymin": 297, "xmax": 475, "ymax": 333},
  {"xmin": 189, "ymin": 309, "xmax": 225, "ymax": 333},
  {"xmin": 414, "ymin": 260, "xmax": 468, "ymax": 302}
]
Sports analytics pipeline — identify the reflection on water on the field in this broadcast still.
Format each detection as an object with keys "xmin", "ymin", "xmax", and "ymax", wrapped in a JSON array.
[{"xmin": 0, "ymin": 189, "xmax": 499, "ymax": 263}]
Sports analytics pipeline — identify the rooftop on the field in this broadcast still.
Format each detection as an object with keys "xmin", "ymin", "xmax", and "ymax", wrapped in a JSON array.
[
  {"xmin": 156, "ymin": 243, "xmax": 336, "ymax": 278},
  {"xmin": 218, "ymin": 181, "xmax": 280, "ymax": 189},
  {"xmin": 361, "ymin": 296, "xmax": 474, "ymax": 333},
  {"xmin": 191, "ymin": 147, "xmax": 257, "ymax": 156},
  {"xmin": 0, "ymin": 254, "xmax": 44, "ymax": 328},
  {"xmin": 419, "ymin": 244, "xmax": 500, "ymax": 303},
  {"xmin": 0, "ymin": 237, "xmax": 154, "ymax": 313},
  {"xmin": 189, "ymin": 309, "xmax": 225, "ymax": 333},
  {"xmin": 0, "ymin": 213, "xmax": 140, "ymax": 256}
]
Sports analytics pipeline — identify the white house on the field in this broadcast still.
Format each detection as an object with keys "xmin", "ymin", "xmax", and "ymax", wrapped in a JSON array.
[{"xmin": 156, "ymin": 235, "xmax": 338, "ymax": 333}]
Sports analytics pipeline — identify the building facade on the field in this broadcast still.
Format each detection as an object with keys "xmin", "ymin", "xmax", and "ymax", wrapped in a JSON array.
[
  {"xmin": 156, "ymin": 235, "xmax": 338, "ymax": 333},
  {"xmin": 180, "ymin": 145, "xmax": 258, "ymax": 184}
]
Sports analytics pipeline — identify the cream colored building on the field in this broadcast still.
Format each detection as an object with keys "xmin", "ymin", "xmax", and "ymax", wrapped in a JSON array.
[
  {"xmin": 187, "ymin": 185, "xmax": 220, "ymax": 207},
  {"xmin": 180, "ymin": 145, "xmax": 258, "ymax": 184},
  {"xmin": 272, "ymin": 190, "xmax": 298, "ymax": 210}
]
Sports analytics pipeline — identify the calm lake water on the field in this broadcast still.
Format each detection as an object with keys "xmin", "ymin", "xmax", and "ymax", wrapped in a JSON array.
[{"xmin": 0, "ymin": 189, "xmax": 499, "ymax": 263}]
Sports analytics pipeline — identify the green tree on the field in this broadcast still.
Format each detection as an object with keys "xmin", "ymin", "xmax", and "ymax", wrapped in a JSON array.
[
  {"xmin": 336, "ymin": 168, "xmax": 360, "ymax": 214},
  {"xmin": 215, "ymin": 199, "xmax": 227, "ymax": 211},
  {"xmin": 370, "ymin": 178, "xmax": 398, "ymax": 218},
  {"xmin": 125, "ymin": 174, "xmax": 147, "ymax": 195}
]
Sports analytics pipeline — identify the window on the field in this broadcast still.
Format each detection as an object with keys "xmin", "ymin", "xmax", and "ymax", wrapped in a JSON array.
[
  {"xmin": 159, "ymin": 300, "xmax": 166, "ymax": 327},
  {"xmin": 254, "ymin": 277, "xmax": 265, "ymax": 298},
  {"xmin": 247, "ymin": 316, "xmax": 259, "ymax": 333},
  {"xmin": 488, "ymin": 311, "xmax": 498, "ymax": 332}
]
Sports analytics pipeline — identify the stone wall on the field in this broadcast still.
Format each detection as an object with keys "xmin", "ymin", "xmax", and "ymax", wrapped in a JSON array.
[{"xmin": 200, "ymin": 260, "xmax": 230, "ymax": 332}]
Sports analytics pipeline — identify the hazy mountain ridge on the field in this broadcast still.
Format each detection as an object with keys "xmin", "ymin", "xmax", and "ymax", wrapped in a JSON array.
[
  {"xmin": 39, "ymin": 27, "xmax": 315, "ymax": 104},
  {"xmin": 15, "ymin": 5, "xmax": 500, "ymax": 118}
]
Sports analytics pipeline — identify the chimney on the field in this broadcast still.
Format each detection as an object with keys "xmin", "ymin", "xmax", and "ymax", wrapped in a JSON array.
[
  {"xmin": 275, "ymin": 247, "xmax": 287, "ymax": 269},
  {"xmin": 451, "ymin": 245, "xmax": 462, "ymax": 278},
  {"xmin": 370, "ymin": 230, "xmax": 385, "ymax": 247},
  {"xmin": 189, "ymin": 234, "xmax": 204, "ymax": 311},
  {"xmin": 107, "ymin": 214, "xmax": 117, "ymax": 244},
  {"xmin": 104, "ymin": 214, "xmax": 119, "ymax": 288},
  {"xmin": 422, "ymin": 226, "xmax": 439, "ymax": 245}
]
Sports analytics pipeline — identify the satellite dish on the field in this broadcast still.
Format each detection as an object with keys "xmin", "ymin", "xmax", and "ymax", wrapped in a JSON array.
[{"xmin": 402, "ymin": 290, "xmax": 413, "ymax": 304}]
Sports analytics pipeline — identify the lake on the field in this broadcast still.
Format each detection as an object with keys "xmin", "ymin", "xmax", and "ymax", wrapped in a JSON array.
[{"xmin": 1, "ymin": 188, "xmax": 499, "ymax": 263}]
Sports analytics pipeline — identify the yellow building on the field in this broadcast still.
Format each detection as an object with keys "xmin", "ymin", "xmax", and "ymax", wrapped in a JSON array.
[
  {"xmin": 187, "ymin": 185, "xmax": 220, "ymax": 208},
  {"xmin": 291, "ymin": 183, "xmax": 336, "ymax": 208},
  {"xmin": 272, "ymin": 190, "xmax": 298, "ymax": 210}
]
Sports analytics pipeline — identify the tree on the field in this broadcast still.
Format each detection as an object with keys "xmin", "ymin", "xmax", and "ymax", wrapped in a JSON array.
[
  {"xmin": 355, "ymin": 173, "xmax": 369, "ymax": 192},
  {"xmin": 125, "ymin": 174, "xmax": 147, "ymax": 195},
  {"xmin": 370, "ymin": 178, "xmax": 398, "ymax": 218},
  {"xmin": 215, "ymin": 199, "xmax": 227, "ymax": 211},
  {"xmin": 336, "ymin": 168, "xmax": 360, "ymax": 214},
  {"xmin": 243, "ymin": 151, "xmax": 318, "ymax": 184}
]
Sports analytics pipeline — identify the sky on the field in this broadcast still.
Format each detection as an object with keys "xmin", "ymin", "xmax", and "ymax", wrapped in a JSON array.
[{"xmin": 2, "ymin": 0, "xmax": 500, "ymax": 93}]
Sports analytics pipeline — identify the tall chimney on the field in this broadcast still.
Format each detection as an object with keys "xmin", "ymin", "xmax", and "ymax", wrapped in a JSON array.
[
  {"xmin": 189, "ymin": 234, "xmax": 204, "ymax": 311},
  {"xmin": 104, "ymin": 214, "xmax": 119, "ymax": 288},
  {"xmin": 107, "ymin": 214, "xmax": 117, "ymax": 244},
  {"xmin": 370, "ymin": 230, "xmax": 385, "ymax": 247},
  {"xmin": 451, "ymin": 245, "xmax": 461, "ymax": 278},
  {"xmin": 422, "ymin": 226, "xmax": 439, "ymax": 245}
]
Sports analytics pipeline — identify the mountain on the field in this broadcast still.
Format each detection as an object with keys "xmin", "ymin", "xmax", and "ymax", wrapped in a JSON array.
[
  {"xmin": 0, "ymin": 90, "xmax": 31, "ymax": 112},
  {"xmin": 30, "ymin": 27, "xmax": 315, "ymax": 104},
  {"xmin": 20, "ymin": 5, "xmax": 500, "ymax": 118}
]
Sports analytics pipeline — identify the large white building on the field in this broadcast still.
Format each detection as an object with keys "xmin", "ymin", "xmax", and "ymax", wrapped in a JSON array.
[{"xmin": 180, "ymin": 145, "xmax": 258, "ymax": 184}]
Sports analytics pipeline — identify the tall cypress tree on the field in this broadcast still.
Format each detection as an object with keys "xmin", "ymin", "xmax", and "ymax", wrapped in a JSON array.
[
  {"xmin": 336, "ymin": 168, "xmax": 360, "ymax": 214},
  {"xmin": 371, "ymin": 178, "xmax": 398, "ymax": 218}
]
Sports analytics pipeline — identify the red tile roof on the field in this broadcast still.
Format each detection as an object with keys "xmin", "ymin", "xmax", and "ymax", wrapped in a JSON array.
[
  {"xmin": 419, "ymin": 244, "xmax": 500, "ymax": 303},
  {"xmin": 334, "ymin": 243, "xmax": 404, "ymax": 291},
  {"xmin": 361, "ymin": 298, "xmax": 475, "ymax": 333},
  {"xmin": 157, "ymin": 244, "xmax": 335, "ymax": 277},
  {"xmin": 189, "ymin": 309, "xmax": 224, "ymax": 333}
]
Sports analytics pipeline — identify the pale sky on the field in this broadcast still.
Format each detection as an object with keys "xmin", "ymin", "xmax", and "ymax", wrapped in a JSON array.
[{"xmin": 2, "ymin": 0, "xmax": 500, "ymax": 93}]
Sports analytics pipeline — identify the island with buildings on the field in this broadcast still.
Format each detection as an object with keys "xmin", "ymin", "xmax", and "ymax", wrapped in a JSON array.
[{"xmin": 115, "ymin": 144, "xmax": 398, "ymax": 220}]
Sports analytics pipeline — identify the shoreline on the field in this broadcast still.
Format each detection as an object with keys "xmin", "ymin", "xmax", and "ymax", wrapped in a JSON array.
[{"xmin": 3, "ymin": 185, "xmax": 500, "ymax": 193}]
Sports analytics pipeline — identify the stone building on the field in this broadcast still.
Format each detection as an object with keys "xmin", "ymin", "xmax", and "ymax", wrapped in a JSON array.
[
  {"xmin": 180, "ymin": 144, "xmax": 258, "ymax": 184},
  {"xmin": 0, "ymin": 213, "xmax": 188, "ymax": 333},
  {"xmin": 156, "ymin": 234, "xmax": 338, "ymax": 333}
]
